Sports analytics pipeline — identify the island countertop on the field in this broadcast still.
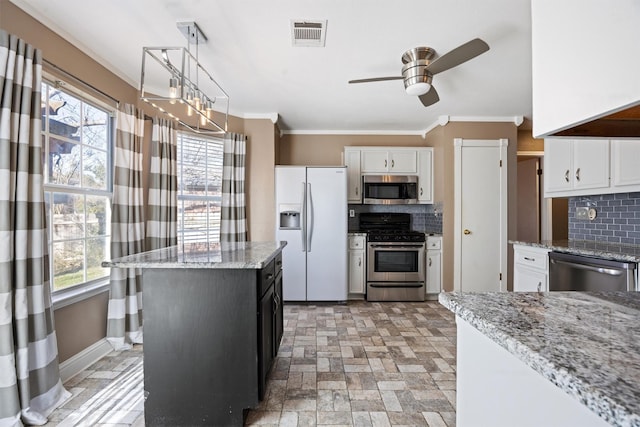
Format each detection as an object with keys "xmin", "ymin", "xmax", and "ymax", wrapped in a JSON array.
[
  {"xmin": 102, "ymin": 241, "xmax": 287, "ymax": 269},
  {"xmin": 439, "ymin": 291, "xmax": 640, "ymax": 427}
]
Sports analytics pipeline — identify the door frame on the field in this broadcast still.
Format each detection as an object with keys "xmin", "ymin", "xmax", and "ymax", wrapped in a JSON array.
[{"xmin": 453, "ymin": 138, "xmax": 509, "ymax": 292}]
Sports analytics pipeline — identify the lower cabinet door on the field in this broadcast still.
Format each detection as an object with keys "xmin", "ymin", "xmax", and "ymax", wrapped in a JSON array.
[
  {"xmin": 259, "ymin": 285, "xmax": 274, "ymax": 400},
  {"xmin": 273, "ymin": 271, "xmax": 284, "ymax": 356},
  {"xmin": 514, "ymin": 265, "xmax": 547, "ymax": 292}
]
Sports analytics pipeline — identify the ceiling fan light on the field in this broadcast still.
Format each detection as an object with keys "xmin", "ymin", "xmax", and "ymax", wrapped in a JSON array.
[{"xmin": 405, "ymin": 82, "xmax": 431, "ymax": 96}]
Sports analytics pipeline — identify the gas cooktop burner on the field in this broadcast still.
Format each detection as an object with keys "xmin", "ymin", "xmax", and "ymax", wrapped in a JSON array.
[{"xmin": 359, "ymin": 212, "xmax": 425, "ymax": 242}]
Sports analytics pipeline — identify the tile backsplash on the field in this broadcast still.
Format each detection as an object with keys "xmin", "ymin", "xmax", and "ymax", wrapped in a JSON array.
[
  {"xmin": 568, "ymin": 192, "xmax": 640, "ymax": 245},
  {"xmin": 348, "ymin": 203, "xmax": 443, "ymax": 234}
]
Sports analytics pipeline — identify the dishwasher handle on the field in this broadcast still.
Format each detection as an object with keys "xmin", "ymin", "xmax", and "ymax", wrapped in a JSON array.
[{"xmin": 550, "ymin": 258, "xmax": 623, "ymax": 276}]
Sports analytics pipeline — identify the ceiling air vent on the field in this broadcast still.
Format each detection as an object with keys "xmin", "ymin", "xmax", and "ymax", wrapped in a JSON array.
[{"xmin": 291, "ymin": 20, "xmax": 327, "ymax": 47}]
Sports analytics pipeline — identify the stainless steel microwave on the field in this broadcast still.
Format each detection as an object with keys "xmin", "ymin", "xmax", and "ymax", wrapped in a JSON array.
[{"xmin": 362, "ymin": 175, "xmax": 419, "ymax": 204}]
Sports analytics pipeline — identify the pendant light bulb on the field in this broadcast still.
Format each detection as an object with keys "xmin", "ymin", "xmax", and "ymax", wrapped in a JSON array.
[
  {"xmin": 194, "ymin": 90, "xmax": 201, "ymax": 111},
  {"xmin": 168, "ymin": 77, "xmax": 178, "ymax": 104},
  {"xmin": 200, "ymin": 112, "xmax": 207, "ymax": 126},
  {"xmin": 186, "ymin": 90, "xmax": 194, "ymax": 117}
]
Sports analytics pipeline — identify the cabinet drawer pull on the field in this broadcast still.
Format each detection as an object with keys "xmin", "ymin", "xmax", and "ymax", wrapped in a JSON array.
[
  {"xmin": 385, "ymin": 159, "xmax": 387, "ymax": 168},
  {"xmin": 537, "ymin": 281, "xmax": 542, "ymax": 293},
  {"xmin": 358, "ymin": 258, "xmax": 362, "ymax": 267},
  {"xmin": 523, "ymin": 257, "xmax": 535, "ymax": 262},
  {"xmin": 391, "ymin": 159, "xmax": 395, "ymax": 168},
  {"xmin": 428, "ymin": 257, "xmax": 432, "ymax": 267},
  {"xmin": 266, "ymin": 273, "xmax": 274, "ymax": 280},
  {"xmin": 420, "ymin": 187, "xmax": 423, "ymax": 196},
  {"xmin": 355, "ymin": 187, "xmax": 358, "ymax": 195},
  {"xmin": 564, "ymin": 170, "xmax": 570, "ymax": 182},
  {"xmin": 575, "ymin": 167, "xmax": 581, "ymax": 182}
]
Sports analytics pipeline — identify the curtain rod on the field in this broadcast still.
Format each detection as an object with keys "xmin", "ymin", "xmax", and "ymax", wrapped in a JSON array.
[{"xmin": 42, "ymin": 58, "xmax": 120, "ymax": 107}]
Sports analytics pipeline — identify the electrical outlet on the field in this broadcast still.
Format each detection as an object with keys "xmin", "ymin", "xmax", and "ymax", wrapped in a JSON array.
[
  {"xmin": 349, "ymin": 209, "xmax": 355, "ymax": 218},
  {"xmin": 575, "ymin": 206, "xmax": 589, "ymax": 220}
]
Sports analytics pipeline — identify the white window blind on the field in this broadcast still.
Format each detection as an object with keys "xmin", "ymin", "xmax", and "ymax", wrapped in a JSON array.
[{"xmin": 177, "ymin": 132, "xmax": 224, "ymax": 244}]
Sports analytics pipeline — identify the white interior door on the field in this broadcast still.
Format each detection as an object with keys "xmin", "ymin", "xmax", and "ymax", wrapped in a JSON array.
[{"xmin": 454, "ymin": 139, "xmax": 508, "ymax": 292}]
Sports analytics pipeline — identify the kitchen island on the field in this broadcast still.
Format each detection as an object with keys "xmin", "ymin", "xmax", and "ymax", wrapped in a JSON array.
[
  {"xmin": 439, "ymin": 291, "xmax": 640, "ymax": 427},
  {"xmin": 103, "ymin": 241, "xmax": 286, "ymax": 427}
]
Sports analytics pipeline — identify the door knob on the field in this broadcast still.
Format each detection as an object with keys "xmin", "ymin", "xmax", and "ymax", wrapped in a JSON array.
[{"xmin": 463, "ymin": 229, "xmax": 471, "ymax": 235}]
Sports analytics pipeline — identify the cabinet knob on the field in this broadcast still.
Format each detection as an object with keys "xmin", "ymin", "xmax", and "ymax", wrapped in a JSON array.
[
  {"xmin": 463, "ymin": 229, "xmax": 471, "ymax": 235},
  {"xmin": 564, "ymin": 170, "xmax": 570, "ymax": 182},
  {"xmin": 575, "ymin": 167, "xmax": 581, "ymax": 182}
]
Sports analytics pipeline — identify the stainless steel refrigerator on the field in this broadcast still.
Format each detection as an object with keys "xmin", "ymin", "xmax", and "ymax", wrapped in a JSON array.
[{"xmin": 275, "ymin": 166, "xmax": 348, "ymax": 301}]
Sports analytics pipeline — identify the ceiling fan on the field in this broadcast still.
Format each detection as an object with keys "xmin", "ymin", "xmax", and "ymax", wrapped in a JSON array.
[{"xmin": 348, "ymin": 38, "xmax": 490, "ymax": 107}]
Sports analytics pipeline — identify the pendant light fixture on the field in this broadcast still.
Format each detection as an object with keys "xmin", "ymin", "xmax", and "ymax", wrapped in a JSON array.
[{"xmin": 140, "ymin": 22, "xmax": 229, "ymax": 134}]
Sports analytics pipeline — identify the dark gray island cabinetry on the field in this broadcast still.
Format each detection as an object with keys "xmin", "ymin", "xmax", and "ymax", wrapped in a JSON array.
[{"xmin": 103, "ymin": 241, "xmax": 286, "ymax": 426}]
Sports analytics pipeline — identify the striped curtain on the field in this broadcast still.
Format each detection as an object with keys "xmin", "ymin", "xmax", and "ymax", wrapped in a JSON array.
[
  {"xmin": 220, "ymin": 132, "xmax": 247, "ymax": 242},
  {"xmin": 106, "ymin": 104, "xmax": 145, "ymax": 351},
  {"xmin": 0, "ymin": 30, "xmax": 70, "ymax": 427},
  {"xmin": 146, "ymin": 118, "xmax": 177, "ymax": 250}
]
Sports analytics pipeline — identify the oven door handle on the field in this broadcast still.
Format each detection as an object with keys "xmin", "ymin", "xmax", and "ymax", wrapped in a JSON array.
[
  {"xmin": 369, "ymin": 244, "xmax": 425, "ymax": 249},
  {"xmin": 369, "ymin": 283, "xmax": 424, "ymax": 288}
]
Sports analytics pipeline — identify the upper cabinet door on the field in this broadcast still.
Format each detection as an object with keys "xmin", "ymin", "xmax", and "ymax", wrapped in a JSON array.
[
  {"xmin": 544, "ymin": 139, "xmax": 573, "ymax": 193},
  {"xmin": 417, "ymin": 148, "xmax": 433, "ymax": 203},
  {"xmin": 572, "ymin": 139, "xmax": 609, "ymax": 191},
  {"xmin": 361, "ymin": 150, "xmax": 389, "ymax": 173},
  {"xmin": 389, "ymin": 150, "xmax": 417, "ymax": 173},
  {"xmin": 611, "ymin": 140, "xmax": 640, "ymax": 189},
  {"xmin": 532, "ymin": 0, "xmax": 640, "ymax": 137},
  {"xmin": 344, "ymin": 148, "xmax": 362, "ymax": 203}
]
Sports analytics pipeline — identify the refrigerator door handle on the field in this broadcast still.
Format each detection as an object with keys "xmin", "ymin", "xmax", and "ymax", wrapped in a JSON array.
[
  {"xmin": 301, "ymin": 182, "xmax": 307, "ymax": 252},
  {"xmin": 307, "ymin": 183, "xmax": 314, "ymax": 252}
]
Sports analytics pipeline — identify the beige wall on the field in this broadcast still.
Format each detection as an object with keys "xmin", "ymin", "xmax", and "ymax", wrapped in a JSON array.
[
  {"xmin": 279, "ymin": 134, "xmax": 427, "ymax": 165},
  {"xmin": 1, "ymin": 2, "xmax": 277, "ymax": 362}
]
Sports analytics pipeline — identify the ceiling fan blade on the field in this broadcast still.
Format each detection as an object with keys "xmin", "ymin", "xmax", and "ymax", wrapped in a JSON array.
[
  {"xmin": 418, "ymin": 86, "xmax": 440, "ymax": 107},
  {"xmin": 348, "ymin": 76, "xmax": 403, "ymax": 84},
  {"xmin": 426, "ymin": 38, "xmax": 489, "ymax": 75}
]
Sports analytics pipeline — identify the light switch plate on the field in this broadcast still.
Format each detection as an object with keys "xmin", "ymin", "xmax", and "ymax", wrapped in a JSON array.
[
  {"xmin": 575, "ymin": 207, "xmax": 588, "ymax": 220},
  {"xmin": 349, "ymin": 209, "xmax": 355, "ymax": 218}
]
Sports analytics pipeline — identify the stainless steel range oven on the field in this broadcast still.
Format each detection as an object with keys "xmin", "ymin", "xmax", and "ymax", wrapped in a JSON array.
[{"xmin": 360, "ymin": 213, "xmax": 426, "ymax": 302}]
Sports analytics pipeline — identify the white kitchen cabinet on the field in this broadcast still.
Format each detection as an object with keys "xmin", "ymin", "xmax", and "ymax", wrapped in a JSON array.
[
  {"xmin": 513, "ymin": 244, "xmax": 550, "ymax": 292},
  {"xmin": 344, "ymin": 147, "xmax": 362, "ymax": 203},
  {"xmin": 417, "ymin": 148, "xmax": 433, "ymax": 203},
  {"xmin": 543, "ymin": 138, "xmax": 609, "ymax": 197},
  {"xmin": 426, "ymin": 235, "xmax": 442, "ymax": 297},
  {"xmin": 344, "ymin": 146, "xmax": 434, "ymax": 204},
  {"xmin": 361, "ymin": 149, "xmax": 417, "ymax": 174},
  {"xmin": 611, "ymin": 139, "xmax": 640, "ymax": 191},
  {"xmin": 531, "ymin": 0, "xmax": 640, "ymax": 137},
  {"xmin": 348, "ymin": 234, "xmax": 366, "ymax": 296}
]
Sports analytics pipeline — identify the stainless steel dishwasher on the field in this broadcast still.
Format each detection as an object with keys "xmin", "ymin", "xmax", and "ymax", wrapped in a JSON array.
[{"xmin": 548, "ymin": 251, "xmax": 637, "ymax": 292}]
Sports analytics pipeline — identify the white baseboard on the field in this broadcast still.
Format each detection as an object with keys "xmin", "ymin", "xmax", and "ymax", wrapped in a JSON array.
[{"xmin": 59, "ymin": 338, "xmax": 114, "ymax": 383}]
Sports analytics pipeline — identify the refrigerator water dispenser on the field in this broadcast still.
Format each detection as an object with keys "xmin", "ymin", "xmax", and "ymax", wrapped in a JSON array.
[{"xmin": 279, "ymin": 205, "xmax": 301, "ymax": 229}]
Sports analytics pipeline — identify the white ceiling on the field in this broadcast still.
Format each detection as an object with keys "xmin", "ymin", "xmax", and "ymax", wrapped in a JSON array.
[{"xmin": 11, "ymin": 0, "xmax": 533, "ymax": 134}]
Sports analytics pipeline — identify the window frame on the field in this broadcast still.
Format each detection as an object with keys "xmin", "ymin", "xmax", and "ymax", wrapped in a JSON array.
[{"xmin": 41, "ymin": 75, "xmax": 116, "ymax": 307}]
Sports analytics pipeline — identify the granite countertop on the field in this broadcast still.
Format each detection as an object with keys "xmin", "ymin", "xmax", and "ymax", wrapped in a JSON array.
[
  {"xmin": 511, "ymin": 239, "xmax": 640, "ymax": 262},
  {"xmin": 102, "ymin": 241, "xmax": 287, "ymax": 269},
  {"xmin": 439, "ymin": 291, "xmax": 640, "ymax": 427}
]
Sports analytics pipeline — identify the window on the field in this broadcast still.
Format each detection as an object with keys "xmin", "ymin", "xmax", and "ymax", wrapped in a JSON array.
[
  {"xmin": 41, "ymin": 80, "xmax": 113, "ymax": 292},
  {"xmin": 177, "ymin": 132, "xmax": 224, "ymax": 244}
]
